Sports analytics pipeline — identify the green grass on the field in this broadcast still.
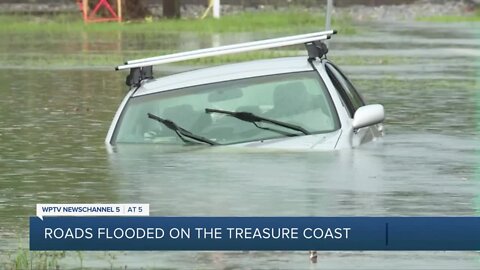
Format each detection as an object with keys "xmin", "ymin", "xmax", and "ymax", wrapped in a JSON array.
[
  {"xmin": 0, "ymin": 51, "xmax": 415, "ymax": 68},
  {"xmin": 0, "ymin": 11, "xmax": 355, "ymax": 35},
  {"xmin": 0, "ymin": 50, "xmax": 303, "ymax": 68},
  {"xmin": 418, "ymin": 9, "xmax": 480, "ymax": 22},
  {"xmin": 2, "ymin": 249, "xmax": 124, "ymax": 270},
  {"xmin": 2, "ymin": 248, "xmax": 66, "ymax": 270},
  {"xmin": 0, "ymin": 11, "xmax": 357, "ymax": 68},
  {"xmin": 329, "ymin": 55, "xmax": 415, "ymax": 66},
  {"xmin": 0, "ymin": 12, "xmax": 356, "ymax": 68}
]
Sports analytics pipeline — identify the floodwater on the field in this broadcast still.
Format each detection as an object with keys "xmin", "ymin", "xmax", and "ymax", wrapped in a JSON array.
[{"xmin": 0, "ymin": 20, "xmax": 479, "ymax": 269}]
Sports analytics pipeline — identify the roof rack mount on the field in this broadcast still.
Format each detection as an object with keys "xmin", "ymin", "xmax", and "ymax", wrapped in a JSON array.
[{"xmin": 116, "ymin": 30, "xmax": 336, "ymax": 71}]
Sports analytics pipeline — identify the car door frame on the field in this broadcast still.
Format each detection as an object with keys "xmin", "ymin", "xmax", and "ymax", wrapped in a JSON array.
[{"xmin": 320, "ymin": 60, "xmax": 377, "ymax": 147}]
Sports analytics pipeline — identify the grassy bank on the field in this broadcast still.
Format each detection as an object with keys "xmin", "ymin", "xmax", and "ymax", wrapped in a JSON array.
[
  {"xmin": 418, "ymin": 9, "xmax": 480, "ymax": 22},
  {"xmin": 2, "ymin": 248, "xmax": 65, "ymax": 270},
  {"xmin": 0, "ymin": 11, "xmax": 357, "ymax": 68},
  {"xmin": 0, "ymin": 50, "xmax": 300, "ymax": 68},
  {"xmin": 0, "ymin": 11, "xmax": 355, "ymax": 35},
  {"xmin": 0, "ymin": 51, "xmax": 413, "ymax": 69}
]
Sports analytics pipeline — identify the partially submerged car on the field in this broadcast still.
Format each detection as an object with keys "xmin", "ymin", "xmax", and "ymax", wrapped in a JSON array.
[{"xmin": 106, "ymin": 30, "xmax": 384, "ymax": 150}]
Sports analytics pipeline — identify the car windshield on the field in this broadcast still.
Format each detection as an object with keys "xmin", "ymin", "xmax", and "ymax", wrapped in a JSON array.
[{"xmin": 113, "ymin": 71, "xmax": 340, "ymax": 145}]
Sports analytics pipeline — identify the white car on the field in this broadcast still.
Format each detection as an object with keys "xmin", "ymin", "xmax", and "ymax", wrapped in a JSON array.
[{"xmin": 106, "ymin": 30, "xmax": 384, "ymax": 151}]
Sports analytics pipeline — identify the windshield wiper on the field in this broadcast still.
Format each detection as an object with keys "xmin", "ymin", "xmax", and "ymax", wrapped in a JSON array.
[
  {"xmin": 147, "ymin": 113, "xmax": 218, "ymax": 146},
  {"xmin": 205, "ymin": 108, "xmax": 310, "ymax": 136}
]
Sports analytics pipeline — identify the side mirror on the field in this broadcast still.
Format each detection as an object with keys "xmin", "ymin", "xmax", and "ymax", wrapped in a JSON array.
[{"xmin": 352, "ymin": 104, "xmax": 385, "ymax": 130}]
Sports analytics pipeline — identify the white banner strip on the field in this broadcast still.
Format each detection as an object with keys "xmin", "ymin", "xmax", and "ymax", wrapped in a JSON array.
[{"xmin": 36, "ymin": 204, "xmax": 150, "ymax": 220}]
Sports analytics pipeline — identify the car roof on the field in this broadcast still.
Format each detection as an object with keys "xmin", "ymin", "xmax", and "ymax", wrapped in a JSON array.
[{"xmin": 134, "ymin": 56, "xmax": 314, "ymax": 97}]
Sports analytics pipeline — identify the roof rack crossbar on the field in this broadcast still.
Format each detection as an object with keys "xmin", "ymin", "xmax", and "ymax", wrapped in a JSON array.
[
  {"xmin": 125, "ymin": 30, "xmax": 335, "ymax": 66},
  {"xmin": 116, "ymin": 30, "xmax": 336, "ymax": 71}
]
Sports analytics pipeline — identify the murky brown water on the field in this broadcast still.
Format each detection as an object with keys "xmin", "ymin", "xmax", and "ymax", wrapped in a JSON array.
[{"xmin": 0, "ymin": 20, "xmax": 479, "ymax": 269}]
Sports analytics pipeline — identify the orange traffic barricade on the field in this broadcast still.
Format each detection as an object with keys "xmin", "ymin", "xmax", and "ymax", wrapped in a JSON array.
[{"xmin": 76, "ymin": 0, "xmax": 122, "ymax": 23}]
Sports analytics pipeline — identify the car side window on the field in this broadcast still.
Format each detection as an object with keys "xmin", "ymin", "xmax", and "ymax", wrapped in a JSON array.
[{"xmin": 325, "ymin": 63, "xmax": 365, "ymax": 118}]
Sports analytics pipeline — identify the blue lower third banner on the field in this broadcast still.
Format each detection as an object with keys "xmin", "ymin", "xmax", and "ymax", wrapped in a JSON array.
[{"xmin": 30, "ymin": 217, "xmax": 480, "ymax": 251}]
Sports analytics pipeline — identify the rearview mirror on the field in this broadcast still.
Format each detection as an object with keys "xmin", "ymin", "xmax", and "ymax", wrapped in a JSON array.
[
  {"xmin": 208, "ymin": 88, "xmax": 243, "ymax": 102},
  {"xmin": 352, "ymin": 104, "xmax": 385, "ymax": 130}
]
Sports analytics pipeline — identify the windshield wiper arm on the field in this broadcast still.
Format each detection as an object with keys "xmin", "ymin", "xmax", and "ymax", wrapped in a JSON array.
[
  {"xmin": 147, "ymin": 113, "xmax": 218, "ymax": 146},
  {"xmin": 205, "ymin": 108, "xmax": 310, "ymax": 135}
]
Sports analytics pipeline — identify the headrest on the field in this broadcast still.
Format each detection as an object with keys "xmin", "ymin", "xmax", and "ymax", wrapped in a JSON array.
[{"xmin": 273, "ymin": 82, "xmax": 309, "ymax": 115}]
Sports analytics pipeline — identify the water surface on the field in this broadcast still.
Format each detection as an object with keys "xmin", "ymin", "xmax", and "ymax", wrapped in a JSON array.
[{"xmin": 0, "ymin": 21, "xmax": 479, "ymax": 269}]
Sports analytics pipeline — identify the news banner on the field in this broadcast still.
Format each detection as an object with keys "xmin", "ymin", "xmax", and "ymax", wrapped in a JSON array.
[{"xmin": 30, "ymin": 204, "xmax": 480, "ymax": 251}]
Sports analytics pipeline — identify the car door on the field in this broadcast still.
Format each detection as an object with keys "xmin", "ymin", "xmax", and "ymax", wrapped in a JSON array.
[{"xmin": 324, "ymin": 62, "xmax": 377, "ymax": 146}]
